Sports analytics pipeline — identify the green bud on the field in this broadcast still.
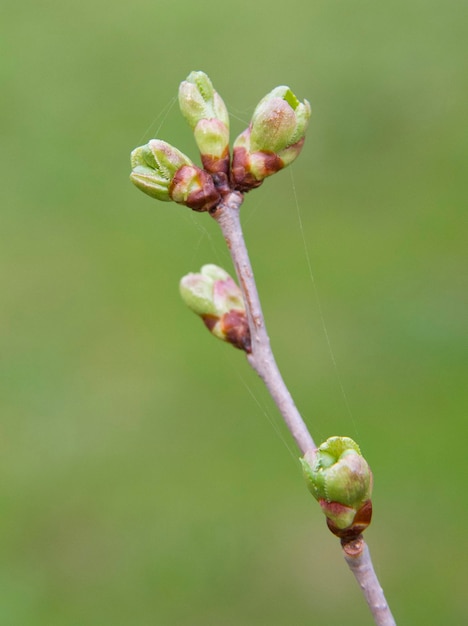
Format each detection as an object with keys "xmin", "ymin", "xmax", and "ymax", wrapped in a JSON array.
[
  {"xmin": 180, "ymin": 264, "xmax": 250, "ymax": 351},
  {"xmin": 301, "ymin": 436, "xmax": 373, "ymax": 540},
  {"xmin": 250, "ymin": 87, "xmax": 310, "ymax": 153},
  {"xmin": 232, "ymin": 86, "xmax": 311, "ymax": 192},
  {"xmin": 179, "ymin": 71, "xmax": 229, "ymax": 129},
  {"xmin": 130, "ymin": 139, "xmax": 220, "ymax": 211},
  {"xmin": 179, "ymin": 71, "xmax": 230, "ymax": 174},
  {"xmin": 130, "ymin": 140, "xmax": 194, "ymax": 201}
]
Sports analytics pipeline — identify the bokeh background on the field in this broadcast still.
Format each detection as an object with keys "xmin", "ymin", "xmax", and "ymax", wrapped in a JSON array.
[{"xmin": 2, "ymin": 0, "xmax": 467, "ymax": 624}]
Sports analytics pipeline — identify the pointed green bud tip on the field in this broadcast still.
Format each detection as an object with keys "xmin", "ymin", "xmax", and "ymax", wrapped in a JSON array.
[
  {"xmin": 179, "ymin": 264, "xmax": 251, "ymax": 351},
  {"xmin": 179, "ymin": 71, "xmax": 230, "ymax": 130},
  {"xmin": 301, "ymin": 436, "xmax": 373, "ymax": 540},
  {"xmin": 130, "ymin": 140, "xmax": 194, "ymax": 201},
  {"xmin": 231, "ymin": 85, "xmax": 311, "ymax": 191}
]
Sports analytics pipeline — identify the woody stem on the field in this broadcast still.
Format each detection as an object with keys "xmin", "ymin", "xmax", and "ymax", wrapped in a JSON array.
[{"xmin": 211, "ymin": 191, "xmax": 315, "ymax": 455}]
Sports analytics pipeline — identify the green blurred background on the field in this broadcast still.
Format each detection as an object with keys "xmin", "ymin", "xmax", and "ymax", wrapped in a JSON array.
[{"xmin": 2, "ymin": 0, "xmax": 467, "ymax": 624}]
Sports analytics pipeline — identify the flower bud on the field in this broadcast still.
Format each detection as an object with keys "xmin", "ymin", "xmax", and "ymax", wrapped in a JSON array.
[
  {"xmin": 250, "ymin": 87, "xmax": 311, "ymax": 153},
  {"xmin": 179, "ymin": 71, "xmax": 230, "ymax": 175},
  {"xmin": 301, "ymin": 436, "xmax": 373, "ymax": 540},
  {"xmin": 232, "ymin": 86, "xmax": 311, "ymax": 192},
  {"xmin": 180, "ymin": 264, "xmax": 250, "ymax": 351},
  {"xmin": 130, "ymin": 140, "xmax": 220, "ymax": 211},
  {"xmin": 130, "ymin": 140, "xmax": 193, "ymax": 201}
]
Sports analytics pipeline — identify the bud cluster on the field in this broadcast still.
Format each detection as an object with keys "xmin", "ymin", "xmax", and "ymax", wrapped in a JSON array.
[
  {"xmin": 130, "ymin": 71, "xmax": 311, "ymax": 208},
  {"xmin": 301, "ymin": 436, "xmax": 373, "ymax": 541}
]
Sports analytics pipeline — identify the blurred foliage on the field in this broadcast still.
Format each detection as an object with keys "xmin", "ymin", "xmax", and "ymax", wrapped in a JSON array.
[{"xmin": 1, "ymin": 0, "xmax": 467, "ymax": 624}]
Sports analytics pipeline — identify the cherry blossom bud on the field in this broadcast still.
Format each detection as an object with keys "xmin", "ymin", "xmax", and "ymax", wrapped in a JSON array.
[
  {"xmin": 130, "ymin": 140, "xmax": 193, "ymax": 201},
  {"xmin": 130, "ymin": 140, "xmax": 220, "ymax": 211},
  {"xmin": 179, "ymin": 71, "xmax": 230, "ymax": 174},
  {"xmin": 180, "ymin": 264, "xmax": 250, "ymax": 351},
  {"xmin": 232, "ymin": 86, "xmax": 311, "ymax": 192},
  {"xmin": 301, "ymin": 436, "xmax": 373, "ymax": 540}
]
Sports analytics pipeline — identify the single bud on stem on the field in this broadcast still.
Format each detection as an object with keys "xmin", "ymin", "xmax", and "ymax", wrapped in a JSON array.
[
  {"xmin": 179, "ymin": 71, "xmax": 231, "ymax": 175},
  {"xmin": 179, "ymin": 264, "xmax": 251, "ymax": 352},
  {"xmin": 130, "ymin": 140, "xmax": 221, "ymax": 211},
  {"xmin": 130, "ymin": 140, "xmax": 192, "ymax": 201},
  {"xmin": 301, "ymin": 436, "xmax": 373, "ymax": 541},
  {"xmin": 232, "ymin": 86, "xmax": 311, "ymax": 192}
]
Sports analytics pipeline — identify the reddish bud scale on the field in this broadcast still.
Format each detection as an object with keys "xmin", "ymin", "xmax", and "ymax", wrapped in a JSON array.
[
  {"xmin": 201, "ymin": 146, "xmax": 230, "ymax": 176},
  {"xmin": 231, "ymin": 147, "xmax": 284, "ymax": 192},
  {"xmin": 322, "ymin": 499, "xmax": 373, "ymax": 542},
  {"xmin": 201, "ymin": 310, "xmax": 251, "ymax": 352},
  {"xmin": 220, "ymin": 310, "xmax": 251, "ymax": 352},
  {"xmin": 170, "ymin": 166, "xmax": 221, "ymax": 212}
]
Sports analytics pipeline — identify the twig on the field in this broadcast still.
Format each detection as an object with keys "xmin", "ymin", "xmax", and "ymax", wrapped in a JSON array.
[
  {"xmin": 131, "ymin": 69, "xmax": 396, "ymax": 625},
  {"xmin": 343, "ymin": 537, "xmax": 396, "ymax": 626},
  {"xmin": 211, "ymin": 193, "xmax": 397, "ymax": 626},
  {"xmin": 212, "ymin": 192, "xmax": 315, "ymax": 455}
]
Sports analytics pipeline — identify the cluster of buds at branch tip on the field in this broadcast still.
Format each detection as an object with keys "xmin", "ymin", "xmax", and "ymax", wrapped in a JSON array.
[
  {"xmin": 231, "ymin": 86, "xmax": 311, "ymax": 192},
  {"xmin": 179, "ymin": 264, "xmax": 251, "ymax": 352},
  {"xmin": 130, "ymin": 139, "xmax": 221, "ymax": 212},
  {"xmin": 301, "ymin": 436, "xmax": 373, "ymax": 541},
  {"xmin": 130, "ymin": 70, "xmax": 311, "ymax": 208},
  {"xmin": 179, "ymin": 71, "xmax": 231, "ymax": 176}
]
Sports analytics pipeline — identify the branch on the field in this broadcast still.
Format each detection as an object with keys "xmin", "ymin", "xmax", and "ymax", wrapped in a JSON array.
[
  {"xmin": 212, "ymin": 193, "xmax": 397, "ymax": 626},
  {"xmin": 130, "ymin": 68, "xmax": 396, "ymax": 626},
  {"xmin": 212, "ymin": 193, "xmax": 315, "ymax": 455},
  {"xmin": 343, "ymin": 537, "xmax": 397, "ymax": 626}
]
